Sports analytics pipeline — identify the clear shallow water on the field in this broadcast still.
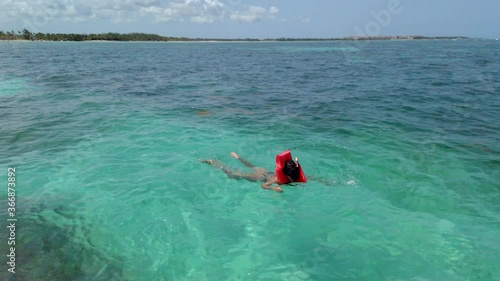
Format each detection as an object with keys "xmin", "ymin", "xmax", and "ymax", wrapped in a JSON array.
[{"xmin": 0, "ymin": 40, "xmax": 499, "ymax": 281}]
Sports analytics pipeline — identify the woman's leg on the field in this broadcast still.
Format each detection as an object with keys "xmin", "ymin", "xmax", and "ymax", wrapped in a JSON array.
[
  {"xmin": 200, "ymin": 159, "xmax": 262, "ymax": 182},
  {"xmin": 231, "ymin": 152, "xmax": 256, "ymax": 168},
  {"xmin": 231, "ymin": 153, "xmax": 271, "ymax": 180}
]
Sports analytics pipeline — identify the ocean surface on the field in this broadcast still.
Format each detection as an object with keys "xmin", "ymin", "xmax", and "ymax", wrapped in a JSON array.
[{"xmin": 0, "ymin": 40, "xmax": 499, "ymax": 281}]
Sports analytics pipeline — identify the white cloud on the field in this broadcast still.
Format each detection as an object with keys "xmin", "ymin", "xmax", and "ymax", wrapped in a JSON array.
[
  {"xmin": 0, "ymin": 0, "xmax": 278, "ymax": 25},
  {"xmin": 230, "ymin": 6, "xmax": 279, "ymax": 23},
  {"xmin": 153, "ymin": 0, "xmax": 225, "ymax": 23},
  {"xmin": 297, "ymin": 16, "xmax": 311, "ymax": 23},
  {"xmin": 98, "ymin": 0, "xmax": 226, "ymax": 23},
  {"xmin": 0, "ymin": 0, "xmax": 162, "ymax": 23}
]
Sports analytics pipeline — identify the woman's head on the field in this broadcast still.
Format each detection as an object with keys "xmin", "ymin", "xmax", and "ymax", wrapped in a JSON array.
[{"xmin": 282, "ymin": 160, "xmax": 300, "ymax": 181}]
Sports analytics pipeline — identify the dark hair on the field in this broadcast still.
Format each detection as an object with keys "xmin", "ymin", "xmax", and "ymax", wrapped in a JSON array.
[{"xmin": 283, "ymin": 160, "xmax": 300, "ymax": 181}]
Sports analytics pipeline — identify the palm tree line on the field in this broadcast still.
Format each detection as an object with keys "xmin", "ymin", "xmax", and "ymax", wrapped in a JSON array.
[{"xmin": 0, "ymin": 29, "xmax": 197, "ymax": 41}]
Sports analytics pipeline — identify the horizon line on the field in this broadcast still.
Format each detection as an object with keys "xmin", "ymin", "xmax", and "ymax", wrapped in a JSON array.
[{"xmin": 0, "ymin": 30, "xmax": 478, "ymax": 41}]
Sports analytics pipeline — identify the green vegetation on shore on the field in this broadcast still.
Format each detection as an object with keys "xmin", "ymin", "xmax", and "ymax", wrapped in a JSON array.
[
  {"xmin": 0, "ymin": 29, "xmax": 185, "ymax": 41},
  {"xmin": 0, "ymin": 29, "xmax": 467, "ymax": 42}
]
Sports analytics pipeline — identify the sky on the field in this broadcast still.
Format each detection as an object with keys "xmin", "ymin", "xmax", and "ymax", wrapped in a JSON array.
[{"xmin": 0, "ymin": 0, "xmax": 498, "ymax": 39}]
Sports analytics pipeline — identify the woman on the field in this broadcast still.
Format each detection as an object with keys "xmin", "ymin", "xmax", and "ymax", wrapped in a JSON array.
[{"xmin": 200, "ymin": 152, "xmax": 302, "ymax": 193}]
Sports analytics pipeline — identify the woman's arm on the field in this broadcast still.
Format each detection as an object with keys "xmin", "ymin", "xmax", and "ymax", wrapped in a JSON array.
[{"xmin": 261, "ymin": 178, "xmax": 282, "ymax": 192}]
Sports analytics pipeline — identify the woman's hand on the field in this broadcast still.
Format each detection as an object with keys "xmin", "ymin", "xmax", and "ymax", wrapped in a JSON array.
[{"xmin": 262, "ymin": 178, "xmax": 282, "ymax": 192}]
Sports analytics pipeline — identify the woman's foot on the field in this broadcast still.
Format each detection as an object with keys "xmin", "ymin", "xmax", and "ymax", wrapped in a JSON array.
[
  {"xmin": 200, "ymin": 159, "xmax": 225, "ymax": 168},
  {"xmin": 199, "ymin": 159, "xmax": 213, "ymax": 165}
]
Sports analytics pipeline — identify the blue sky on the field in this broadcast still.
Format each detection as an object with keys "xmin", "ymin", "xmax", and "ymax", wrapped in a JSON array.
[{"xmin": 1, "ymin": 0, "xmax": 498, "ymax": 39}]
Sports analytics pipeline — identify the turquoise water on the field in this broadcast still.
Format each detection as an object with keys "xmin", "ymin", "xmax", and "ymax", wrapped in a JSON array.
[{"xmin": 0, "ymin": 40, "xmax": 499, "ymax": 281}]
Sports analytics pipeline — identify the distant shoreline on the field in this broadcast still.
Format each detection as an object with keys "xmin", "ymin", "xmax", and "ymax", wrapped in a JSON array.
[
  {"xmin": 0, "ymin": 37, "xmax": 469, "ymax": 42},
  {"xmin": 0, "ymin": 30, "xmax": 469, "ymax": 42}
]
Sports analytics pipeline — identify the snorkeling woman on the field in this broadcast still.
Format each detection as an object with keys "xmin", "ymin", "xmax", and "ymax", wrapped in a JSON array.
[{"xmin": 200, "ymin": 151, "xmax": 306, "ymax": 193}]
